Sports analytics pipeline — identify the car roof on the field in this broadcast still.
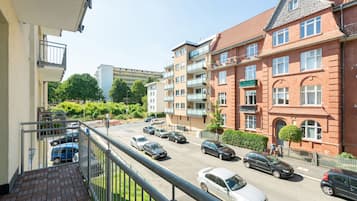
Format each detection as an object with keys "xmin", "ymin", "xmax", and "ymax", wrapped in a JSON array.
[
  {"xmin": 133, "ymin": 135, "xmax": 145, "ymax": 139},
  {"xmin": 53, "ymin": 142, "xmax": 78, "ymax": 149},
  {"xmin": 209, "ymin": 167, "xmax": 236, "ymax": 180},
  {"xmin": 330, "ymin": 168, "xmax": 357, "ymax": 177},
  {"xmin": 204, "ymin": 140, "xmax": 221, "ymax": 144},
  {"xmin": 145, "ymin": 142, "xmax": 159, "ymax": 146}
]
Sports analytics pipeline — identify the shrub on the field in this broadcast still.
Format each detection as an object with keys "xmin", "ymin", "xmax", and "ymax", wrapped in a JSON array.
[
  {"xmin": 222, "ymin": 129, "xmax": 268, "ymax": 152},
  {"xmin": 339, "ymin": 152, "xmax": 356, "ymax": 159}
]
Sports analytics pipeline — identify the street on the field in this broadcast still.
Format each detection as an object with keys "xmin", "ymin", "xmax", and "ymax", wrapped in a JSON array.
[{"xmin": 96, "ymin": 121, "xmax": 345, "ymax": 201}]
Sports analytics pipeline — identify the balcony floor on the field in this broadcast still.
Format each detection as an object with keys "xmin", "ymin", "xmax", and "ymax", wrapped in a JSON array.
[{"xmin": 0, "ymin": 163, "xmax": 90, "ymax": 201}]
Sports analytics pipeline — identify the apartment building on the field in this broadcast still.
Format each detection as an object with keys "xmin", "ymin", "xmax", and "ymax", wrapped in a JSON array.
[
  {"xmin": 95, "ymin": 64, "xmax": 162, "ymax": 100},
  {"xmin": 210, "ymin": 0, "xmax": 357, "ymax": 156},
  {"xmin": 164, "ymin": 37, "xmax": 214, "ymax": 130},
  {"xmin": 0, "ymin": 0, "xmax": 91, "ymax": 193},
  {"xmin": 145, "ymin": 80, "xmax": 165, "ymax": 113}
]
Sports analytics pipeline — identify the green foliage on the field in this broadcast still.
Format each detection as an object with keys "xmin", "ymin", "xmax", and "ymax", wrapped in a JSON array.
[
  {"xmin": 48, "ymin": 82, "xmax": 60, "ymax": 104},
  {"xmin": 141, "ymin": 95, "xmax": 148, "ymax": 112},
  {"xmin": 278, "ymin": 125, "xmax": 302, "ymax": 148},
  {"xmin": 130, "ymin": 80, "xmax": 146, "ymax": 104},
  {"xmin": 110, "ymin": 78, "xmax": 131, "ymax": 103},
  {"xmin": 222, "ymin": 129, "xmax": 269, "ymax": 152},
  {"xmin": 339, "ymin": 152, "xmax": 356, "ymax": 159},
  {"xmin": 206, "ymin": 102, "xmax": 224, "ymax": 134},
  {"xmin": 147, "ymin": 112, "xmax": 165, "ymax": 118}
]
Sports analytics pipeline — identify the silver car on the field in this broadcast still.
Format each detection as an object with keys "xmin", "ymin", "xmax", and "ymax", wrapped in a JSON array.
[
  {"xmin": 154, "ymin": 128, "xmax": 170, "ymax": 138},
  {"xmin": 130, "ymin": 135, "xmax": 149, "ymax": 151},
  {"xmin": 197, "ymin": 167, "xmax": 267, "ymax": 201}
]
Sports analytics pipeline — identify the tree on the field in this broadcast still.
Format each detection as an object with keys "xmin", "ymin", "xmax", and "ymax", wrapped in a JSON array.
[
  {"xmin": 142, "ymin": 95, "xmax": 148, "ymax": 112},
  {"xmin": 130, "ymin": 80, "xmax": 146, "ymax": 104},
  {"xmin": 48, "ymin": 82, "xmax": 60, "ymax": 104},
  {"xmin": 206, "ymin": 101, "xmax": 224, "ymax": 140},
  {"xmin": 146, "ymin": 77, "xmax": 158, "ymax": 84},
  {"xmin": 58, "ymin": 73, "xmax": 103, "ymax": 102},
  {"xmin": 110, "ymin": 78, "xmax": 131, "ymax": 103},
  {"xmin": 278, "ymin": 125, "xmax": 302, "ymax": 156}
]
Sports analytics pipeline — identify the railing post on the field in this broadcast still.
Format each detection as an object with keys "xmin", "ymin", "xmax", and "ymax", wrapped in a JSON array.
[
  {"xmin": 171, "ymin": 184, "xmax": 175, "ymax": 201},
  {"xmin": 87, "ymin": 130, "xmax": 91, "ymax": 185},
  {"xmin": 105, "ymin": 149, "xmax": 112, "ymax": 201},
  {"xmin": 20, "ymin": 127, "xmax": 24, "ymax": 175}
]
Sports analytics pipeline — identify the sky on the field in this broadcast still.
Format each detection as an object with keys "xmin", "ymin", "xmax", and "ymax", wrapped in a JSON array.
[{"xmin": 49, "ymin": 0, "xmax": 278, "ymax": 80}]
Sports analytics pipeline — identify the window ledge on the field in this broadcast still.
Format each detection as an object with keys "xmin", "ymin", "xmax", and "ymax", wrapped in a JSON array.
[
  {"xmin": 302, "ymin": 139, "xmax": 322, "ymax": 143},
  {"xmin": 219, "ymin": 104, "xmax": 228, "ymax": 107},
  {"xmin": 272, "ymin": 69, "xmax": 324, "ymax": 78},
  {"xmin": 245, "ymin": 128, "xmax": 257, "ymax": 132},
  {"xmin": 218, "ymin": 83, "xmax": 227, "ymax": 86}
]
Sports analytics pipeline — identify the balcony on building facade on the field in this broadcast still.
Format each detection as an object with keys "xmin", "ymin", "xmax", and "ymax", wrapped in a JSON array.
[
  {"xmin": 187, "ymin": 77, "xmax": 207, "ymax": 88},
  {"xmin": 187, "ymin": 60, "xmax": 207, "ymax": 74},
  {"xmin": 240, "ymin": 105, "xmax": 257, "ymax": 114},
  {"xmin": 37, "ymin": 40, "xmax": 67, "ymax": 82},
  {"xmin": 344, "ymin": 22, "xmax": 357, "ymax": 37},
  {"xmin": 165, "ymin": 108, "xmax": 174, "ymax": 114},
  {"xmin": 164, "ymin": 96, "xmax": 174, "ymax": 102},
  {"xmin": 163, "ymin": 71, "xmax": 174, "ymax": 79},
  {"xmin": 187, "ymin": 108, "xmax": 207, "ymax": 116},
  {"xmin": 187, "ymin": 93, "xmax": 207, "ymax": 102},
  {"xmin": 189, "ymin": 44, "xmax": 209, "ymax": 59},
  {"xmin": 213, "ymin": 54, "xmax": 259, "ymax": 69},
  {"xmin": 164, "ymin": 83, "xmax": 174, "ymax": 90},
  {"xmin": 239, "ymin": 79, "xmax": 258, "ymax": 88}
]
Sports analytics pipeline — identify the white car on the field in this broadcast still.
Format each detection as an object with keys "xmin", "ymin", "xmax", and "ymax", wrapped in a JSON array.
[
  {"xmin": 130, "ymin": 135, "xmax": 149, "ymax": 151},
  {"xmin": 150, "ymin": 118, "xmax": 164, "ymax": 125},
  {"xmin": 197, "ymin": 167, "xmax": 267, "ymax": 201}
]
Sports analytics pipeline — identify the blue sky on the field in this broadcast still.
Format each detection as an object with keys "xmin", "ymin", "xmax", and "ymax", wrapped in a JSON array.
[{"xmin": 50, "ymin": 0, "xmax": 278, "ymax": 80}]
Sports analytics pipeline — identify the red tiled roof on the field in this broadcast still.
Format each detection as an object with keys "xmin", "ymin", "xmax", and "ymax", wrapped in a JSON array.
[{"xmin": 211, "ymin": 8, "xmax": 275, "ymax": 52}]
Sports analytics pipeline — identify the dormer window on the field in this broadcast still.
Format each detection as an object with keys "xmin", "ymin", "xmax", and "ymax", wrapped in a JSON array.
[{"xmin": 288, "ymin": 0, "xmax": 298, "ymax": 11}]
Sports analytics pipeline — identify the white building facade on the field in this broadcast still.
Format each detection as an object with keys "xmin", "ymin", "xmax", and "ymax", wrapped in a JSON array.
[{"xmin": 145, "ymin": 81, "xmax": 165, "ymax": 114}]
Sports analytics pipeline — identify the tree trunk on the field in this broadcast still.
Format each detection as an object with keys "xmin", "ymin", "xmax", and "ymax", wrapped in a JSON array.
[{"xmin": 288, "ymin": 140, "xmax": 291, "ymax": 156}]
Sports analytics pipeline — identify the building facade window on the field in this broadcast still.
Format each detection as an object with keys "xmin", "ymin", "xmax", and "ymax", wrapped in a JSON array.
[
  {"xmin": 180, "ymin": 63, "xmax": 186, "ymax": 70},
  {"xmin": 180, "ymin": 103, "xmax": 185, "ymax": 109},
  {"xmin": 220, "ymin": 52, "xmax": 228, "ymax": 64},
  {"xmin": 245, "ymin": 115, "xmax": 256, "ymax": 130},
  {"xmin": 300, "ymin": 16, "xmax": 321, "ymax": 38},
  {"xmin": 175, "ymin": 48, "xmax": 186, "ymax": 57},
  {"xmin": 180, "ymin": 89, "xmax": 185, "ymax": 96},
  {"xmin": 175, "ymin": 103, "xmax": 180, "ymax": 109},
  {"xmin": 245, "ymin": 90, "xmax": 256, "ymax": 105},
  {"xmin": 245, "ymin": 65, "xmax": 256, "ymax": 80},
  {"xmin": 221, "ymin": 114, "xmax": 227, "ymax": 127},
  {"xmin": 301, "ymin": 120, "xmax": 322, "ymax": 141},
  {"xmin": 301, "ymin": 48, "xmax": 322, "ymax": 71},
  {"xmin": 273, "ymin": 88, "xmax": 289, "ymax": 105},
  {"xmin": 175, "ymin": 64, "xmax": 180, "ymax": 71},
  {"xmin": 272, "ymin": 56, "xmax": 289, "ymax": 75},
  {"xmin": 218, "ymin": 71, "xmax": 227, "ymax": 85},
  {"xmin": 301, "ymin": 85, "xmax": 321, "ymax": 105},
  {"xmin": 175, "ymin": 90, "xmax": 180, "ymax": 96},
  {"xmin": 246, "ymin": 43, "xmax": 258, "ymax": 58},
  {"xmin": 218, "ymin": 92, "xmax": 227, "ymax": 105},
  {"xmin": 273, "ymin": 28, "xmax": 289, "ymax": 46},
  {"xmin": 175, "ymin": 77, "xmax": 180, "ymax": 83},
  {"xmin": 180, "ymin": 75, "xmax": 185, "ymax": 82},
  {"xmin": 288, "ymin": 0, "xmax": 298, "ymax": 11}
]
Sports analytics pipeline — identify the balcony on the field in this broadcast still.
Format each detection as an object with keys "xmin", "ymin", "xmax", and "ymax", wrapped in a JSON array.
[
  {"xmin": 344, "ymin": 22, "xmax": 357, "ymax": 37},
  {"xmin": 187, "ymin": 93, "xmax": 207, "ymax": 102},
  {"xmin": 187, "ymin": 77, "xmax": 207, "ymax": 88},
  {"xmin": 187, "ymin": 60, "xmax": 207, "ymax": 73},
  {"xmin": 239, "ymin": 79, "xmax": 258, "ymax": 88},
  {"xmin": 213, "ymin": 55, "xmax": 259, "ymax": 69},
  {"xmin": 240, "ymin": 105, "xmax": 257, "ymax": 114},
  {"xmin": 164, "ymin": 83, "xmax": 174, "ymax": 90},
  {"xmin": 165, "ymin": 108, "xmax": 174, "ymax": 114},
  {"xmin": 37, "ymin": 40, "xmax": 67, "ymax": 82},
  {"xmin": 11, "ymin": 119, "xmax": 218, "ymax": 201},
  {"xmin": 189, "ymin": 45, "xmax": 209, "ymax": 59},
  {"xmin": 164, "ymin": 96, "xmax": 174, "ymax": 102},
  {"xmin": 163, "ymin": 71, "xmax": 174, "ymax": 79},
  {"xmin": 187, "ymin": 109, "xmax": 207, "ymax": 116}
]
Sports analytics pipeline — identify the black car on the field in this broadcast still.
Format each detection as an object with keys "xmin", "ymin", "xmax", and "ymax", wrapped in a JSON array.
[
  {"xmin": 143, "ymin": 126, "xmax": 155, "ymax": 135},
  {"xmin": 201, "ymin": 140, "xmax": 236, "ymax": 160},
  {"xmin": 168, "ymin": 131, "xmax": 187, "ymax": 143},
  {"xmin": 320, "ymin": 168, "xmax": 357, "ymax": 200},
  {"xmin": 143, "ymin": 142, "xmax": 167, "ymax": 160},
  {"xmin": 50, "ymin": 132, "xmax": 79, "ymax": 146},
  {"xmin": 144, "ymin": 116, "xmax": 155, "ymax": 122},
  {"xmin": 243, "ymin": 152, "xmax": 294, "ymax": 179}
]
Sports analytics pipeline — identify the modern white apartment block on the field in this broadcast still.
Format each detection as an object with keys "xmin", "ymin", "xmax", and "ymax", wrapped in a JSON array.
[
  {"xmin": 145, "ymin": 80, "xmax": 165, "ymax": 113},
  {"xmin": 95, "ymin": 64, "xmax": 162, "ymax": 100}
]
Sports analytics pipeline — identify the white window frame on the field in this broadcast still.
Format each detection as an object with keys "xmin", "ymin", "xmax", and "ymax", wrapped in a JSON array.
[
  {"xmin": 180, "ymin": 75, "xmax": 185, "ymax": 83},
  {"xmin": 273, "ymin": 88, "xmax": 289, "ymax": 105},
  {"xmin": 273, "ymin": 28, "xmax": 289, "ymax": 46},
  {"xmin": 220, "ymin": 52, "xmax": 228, "ymax": 64},
  {"xmin": 301, "ymin": 16, "xmax": 321, "ymax": 38},
  {"xmin": 245, "ymin": 65, "xmax": 256, "ymax": 80},
  {"xmin": 175, "ymin": 103, "xmax": 180, "ymax": 109},
  {"xmin": 246, "ymin": 43, "xmax": 258, "ymax": 58},
  {"xmin": 218, "ymin": 71, "xmax": 227, "ymax": 85},
  {"xmin": 301, "ymin": 85, "xmax": 322, "ymax": 105},
  {"xmin": 301, "ymin": 120, "xmax": 322, "ymax": 141},
  {"xmin": 218, "ymin": 92, "xmax": 227, "ymax": 105},
  {"xmin": 221, "ymin": 114, "xmax": 227, "ymax": 127},
  {"xmin": 245, "ymin": 90, "xmax": 256, "ymax": 105},
  {"xmin": 301, "ymin": 48, "xmax": 322, "ymax": 71},
  {"xmin": 272, "ymin": 56, "xmax": 289, "ymax": 76},
  {"xmin": 245, "ymin": 115, "xmax": 256, "ymax": 130},
  {"xmin": 288, "ymin": 0, "xmax": 298, "ymax": 11}
]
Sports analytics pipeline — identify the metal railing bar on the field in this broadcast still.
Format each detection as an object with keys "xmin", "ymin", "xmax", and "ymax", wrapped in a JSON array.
[{"xmin": 20, "ymin": 120, "xmax": 78, "ymax": 125}]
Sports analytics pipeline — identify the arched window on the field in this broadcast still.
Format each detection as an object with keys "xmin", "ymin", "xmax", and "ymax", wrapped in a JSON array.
[{"xmin": 301, "ymin": 120, "xmax": 322, "ymax": 141}]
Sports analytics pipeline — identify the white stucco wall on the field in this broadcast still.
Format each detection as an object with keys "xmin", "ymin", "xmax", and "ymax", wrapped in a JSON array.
[{"xmin": 96, "ymin": 64, "xmax": 113, "ymax": 101}]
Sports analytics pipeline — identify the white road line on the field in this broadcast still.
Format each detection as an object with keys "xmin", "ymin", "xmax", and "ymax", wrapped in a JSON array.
[
  {"xmin": 297, "ymin": 167, "xmax": 309, "ymax": 172},
  {"xmin": 296, "ymin": 172, "xmax": 321, "ymax": 182},
  {"xmin": 190, "ymin": 142, "xmax": 201, "ymax": 146}
]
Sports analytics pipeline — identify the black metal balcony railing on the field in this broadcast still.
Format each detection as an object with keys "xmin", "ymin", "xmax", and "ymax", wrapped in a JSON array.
[
  {"xmin": 344, "ymin": 22, "xmax": 357, "ymax": 36},
  {"xmin": 239, "ymin": 105, "xmax": 257, "ymax": 113},
  {"xmin": 19, "ymin": 119, "xmax": 219, "ymax": 201},
  {"xmin": 38, "ymin": 40, "xmax": 67, "ymax": 68}
]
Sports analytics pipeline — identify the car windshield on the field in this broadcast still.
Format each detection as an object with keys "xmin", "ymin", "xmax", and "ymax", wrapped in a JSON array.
[
  {"xmin": 214, "ymin": 142, "xmax": 224, "ymax": 148},
  {"xmin": 159, "ymin": 129, "xmax": 167, "ymax": 132},
  {"xmin": 266, "ymin": 155, "xmax": 280, "ymax": 164},
  {"xmin": 151, "ymin": 143, "xmax": 162, "ymax": 149},
  {"xmin": 225, "ymin": 175, "xmax": 247, "ymax": 191},
  {"xmin": 137, "ymin": 137, "xmax": 147, "ymax": 142}
]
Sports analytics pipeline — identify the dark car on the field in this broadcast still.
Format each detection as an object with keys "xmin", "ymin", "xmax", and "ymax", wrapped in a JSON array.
[
  {"xmin": 51, "ymin": 143, "xmax": 78, "ymax": 164},
  {"xmin": 201, "ymin": 140, "xmax": 236, "ymax": 160},
  {"xmin": 168, "ymin": 131, "xmax": 187, "ymax": 143},
  {"xmin": 144, "ymin": 116, "xmax": 155, "ymax": 122},
  {"xmin": 243, "ymin": 152, "xmax": 294, "ymax": 179},
  {"xmin": 50, "ymin": 131, "xmax": 79, "ymax": 146},
  {"xmin": 143, "ymin": 126, "xmax": 155, "ymax": 135},
  {"xmin": 143, "ymin": 142, "xmax": 167, "ymax": 160},
  {"xmin": 320, "ymin": 168, "xmax": 357, "ymax": 200}
]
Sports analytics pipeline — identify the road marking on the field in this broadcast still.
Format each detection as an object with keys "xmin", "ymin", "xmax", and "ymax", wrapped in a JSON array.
[
  {"xmin": 297, "ymin": 173, "xmax": 321, "ymax": 182},
  {"xmin": 191, "ymin": 142, "xmax": 201, "ymax": 146},
  {"xmin": 297, "ymin": 167, "xmax": 309, "ymax": 172}
]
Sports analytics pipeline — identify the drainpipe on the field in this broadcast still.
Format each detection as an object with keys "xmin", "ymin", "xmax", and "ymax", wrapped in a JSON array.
[{"xmin": 340, "ymin": 3, "xmax": 345, "ymax": 152}]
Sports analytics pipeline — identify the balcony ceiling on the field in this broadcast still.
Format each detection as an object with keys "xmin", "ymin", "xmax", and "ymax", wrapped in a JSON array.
[
  {"xmin": 12, "ymin": 0, "xmax": 88, "ymax": 32},
  {"xmin": 38, "ymin": 67, "xmax": 64, "ymax": 82}
]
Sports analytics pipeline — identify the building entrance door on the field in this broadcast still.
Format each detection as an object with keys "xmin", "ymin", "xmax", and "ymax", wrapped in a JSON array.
[{"xmin": 275, "ymin": 120, "xmax": 286, "ymax": 146}]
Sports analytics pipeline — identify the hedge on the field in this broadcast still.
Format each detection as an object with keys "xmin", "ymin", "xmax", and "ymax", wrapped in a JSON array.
[{"xmin": 221, "ymin": 129, "xmax": 268, "ymax": 152}]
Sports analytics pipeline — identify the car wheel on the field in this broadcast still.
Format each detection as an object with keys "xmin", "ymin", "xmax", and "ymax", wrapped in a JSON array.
[
  {"xmin": 219, "ymin": 154, "xmax": 223, "ymax": 160},
  {"xmin": 273, "ymin": 170, "xmax": 281, "ymax": 178},
  {"xmin": 200, "ymin": 183, "xmax": 208, "ymax": 192},
  {"xmin": 322, "ymin": 186, "xmax": 334, "ymax": 196},
  {"xmin": 244, "ymin": 162, "xmax": 250, "ymax": 168},
  {"xmin": 175, "ymin": 139, "xmax": 178, "ymax": 143},
  {"xmin": 54, "ymin": 158, "xmax": 61, "ymax": 164},
  {"xmin": 201, "ymin": 148, "xmax": 206, "ymax": 154}
]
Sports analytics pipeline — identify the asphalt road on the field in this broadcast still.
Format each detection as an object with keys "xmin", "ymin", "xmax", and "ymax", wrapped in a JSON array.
[{"xmin": 96, "ymin": 121, "xmax": 345, "ymax": 201}]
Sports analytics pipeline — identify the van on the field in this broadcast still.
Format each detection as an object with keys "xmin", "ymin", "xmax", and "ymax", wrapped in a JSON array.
[{"xmin": 51, "ymin": 142, "xmax": 79, "ymax": 164}]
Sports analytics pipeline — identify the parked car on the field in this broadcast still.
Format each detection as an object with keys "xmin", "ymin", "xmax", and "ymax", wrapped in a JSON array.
[
  {"xmin": 143, "ymin": 126, "xmax": 155, "ymax": 135},
  {"xmin": 50, "ymin": 131, "xmax": 79, "ymax": 146},
  {"xmin": 243, "ymin": 152, "xmax": 294, "ymax": 179},
  {"xmin": 320, "ymin": 168, "xmax": 357, "ymax": 200},
  {"xmin": 168, "ymin": 131, "xmax": 187, "ymax": 143},
  {"xmin": 143, "ymin": 142, "xmax": 167, "ymax": 160},
  {"xmin": 201, "ymin": 140, "xmax": 236, "ymax": 160},
  {"xmin": 197, "ymin": 167, "xmax": 267, "ymax": 201},
  {"xmin": 51, "ymin": 142, "xmax": 79, "ymax": 164},
  {"xmin": 150, "ymin": 118, "xmax": 164, "ymax": 125},
  {"xmin": 144, "ymin": 116, "xmax": 155, "ymax": 122},
  {"xmin": 154, "ymin": 128, "xmax": 170, "ymax": 138},
  {"xmin": 130, "ymin": 135, "xmax": 149, "ymax": 151},
  {"xmin": 176, "ymin": 125, "xmax": 188, "ymax": 131}
]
